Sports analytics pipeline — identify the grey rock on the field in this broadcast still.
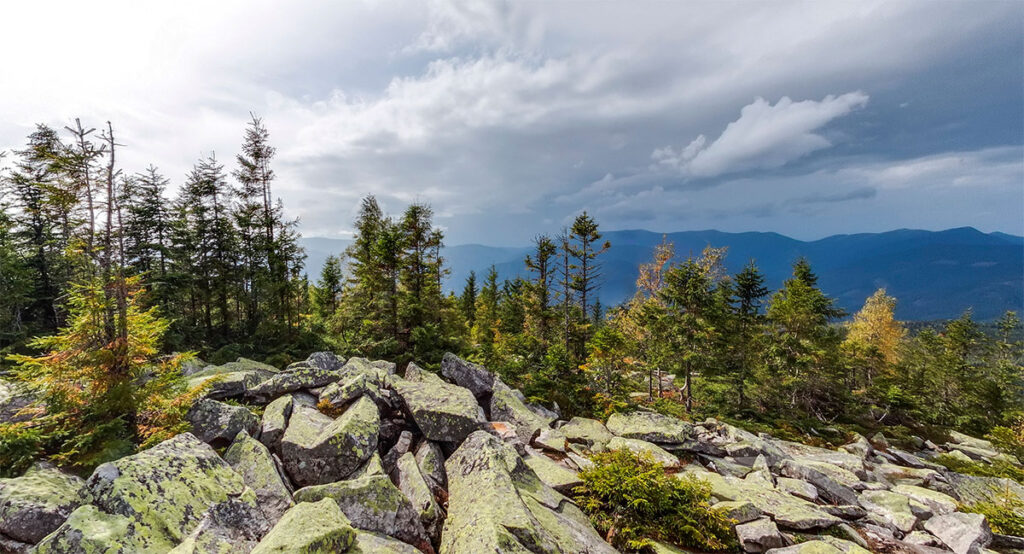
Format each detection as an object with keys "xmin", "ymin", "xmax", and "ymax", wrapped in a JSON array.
[
  {"xmin": 259, "ymin": 394, "xmax": 293, "ymax": 452},
  {"xmin": 415, "ymin": 440, "xmax": 448, "ymax": 499},
  {"xmin": 187, "ymin": 398, "xmax": 259, "ymax": 448},
  {"xmin": 294, "ymin": 474, "xmax": 433, "ymax": 552},
  {"xmin": 736, "ymin": 517, "xmax": 786, "ymax": 552},
  {"xmin": 490, "ymin": 379, "xmax": 554, "ymax": 443},
  {"xmin": 392, "ymin": 452, "xmax": 443, "ymax": 544},
  {"xmin": 777, "ymin": 459, "xmax": 860, "ymax": 506},
  {"xmin": 280, "ymin": 397, "xmax": 380, "ymax": 487},
  {"xmin": 923, "ymin": 512, "xmax": 992, "ymax": 554},
  {"xmin": 440, "ymin": 352, "xmax": 495, "ymax": 398},
  {"xmin": 0, "ymin": 464, "xmax": 86, "ymax": 544},
  {"xmin": 606, "ymin": 410, "xmax": 690, "ymax": 444},
  {"xmin": 223, "ymin": 430, "xmax": 294, "ymax": 522},
  {"xmin": 393, "ymin": 376, "xmax": 485, "ymax": 443}
]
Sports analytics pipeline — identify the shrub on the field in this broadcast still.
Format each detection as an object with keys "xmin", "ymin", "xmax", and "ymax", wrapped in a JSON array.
[
  {"xmin": 962, "ymin": 489, "xmax": 1024, "ymax": 536},
  {"xmin": 574, "ymin": 449, "xmax": 736, "ymax": 552},
  {"xmin": 988, "ymin": 420, "xmax": 1024, "ymax": 462},
  {"xmin": 0, "ymin": 423, "xmax": 45, "ymax": 477},
  {"xmin": 933, "ymin": 454, "xmax": 1024, "ymax": 483}
]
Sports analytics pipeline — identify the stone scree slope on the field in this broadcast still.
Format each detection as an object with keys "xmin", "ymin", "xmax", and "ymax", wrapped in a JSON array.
[{"xmin": 0, "ymin": 352, "xmax": 1021, "ymax": 553}]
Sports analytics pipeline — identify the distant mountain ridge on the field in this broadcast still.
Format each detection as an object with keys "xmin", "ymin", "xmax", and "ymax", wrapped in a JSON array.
[{"xmin": 300, "ymin": 227, "xmax": 1023, "ymax": 321}]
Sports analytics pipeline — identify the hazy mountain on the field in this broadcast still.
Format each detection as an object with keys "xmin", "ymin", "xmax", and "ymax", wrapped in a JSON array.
[{"xmin": 300, "ymin": 227, "xmax": 1023, "ymax": 321}]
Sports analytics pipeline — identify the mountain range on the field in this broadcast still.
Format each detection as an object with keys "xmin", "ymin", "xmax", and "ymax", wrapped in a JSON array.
[{"xmin": 300, "ymin": 227, "xmax": 1023, "ymax": 321}]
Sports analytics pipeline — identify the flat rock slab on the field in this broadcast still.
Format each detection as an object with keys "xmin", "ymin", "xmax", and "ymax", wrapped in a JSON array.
[
  {"xmin": 250, "ymin": 498, "xmax": 356, "ymax": 554},
  {"xmin": 606, "ymin": 411, "xmax": 690, "ymax": 444},
  {"xmin": 607, "ymin": 436, "xmax": 680, "ymax": 468},
  {"xmin": 923, "ymin": 512, "xmax": 992, "ymax": 554}
]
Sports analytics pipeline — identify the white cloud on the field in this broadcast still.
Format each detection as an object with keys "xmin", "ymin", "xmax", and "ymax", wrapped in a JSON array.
[{"xmin": 654, "ymin": 92, "xmax": 869, "ymax": 178}]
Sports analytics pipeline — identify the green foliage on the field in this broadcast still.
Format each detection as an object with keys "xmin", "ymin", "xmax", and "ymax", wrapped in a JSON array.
[
  {"xmin": 961, "ymin": 490, "xmax": 1024, "ymax": 536},
  {"xmin": 933, "ymin": 454, "xmax": 1024, "ymax": 482},
  {"xmin": 574, "ymin": 449, "xmax": 736, "ymax": 552},
  {"xmin": 0, "ymin": 423, "xmax": 45, "ymax": 477}
]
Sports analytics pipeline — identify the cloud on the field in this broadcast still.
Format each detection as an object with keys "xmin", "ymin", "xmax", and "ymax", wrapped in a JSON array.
[
  {"xmin": 792, "ymin": 186, "xmax": 877, "ymax": 205},
  {"xmin": 653, "ymin": 92, "xmax": 869, "ymax": 178}
]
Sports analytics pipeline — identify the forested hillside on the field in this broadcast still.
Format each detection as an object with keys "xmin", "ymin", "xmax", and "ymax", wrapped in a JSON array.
[
  {"xmin": 304, "ymin": 227, "xmax": 1023, "ymax": 321},
  {"xmin": 0, "ymin": 117, "xmax": 1021, "ymax": 501}
]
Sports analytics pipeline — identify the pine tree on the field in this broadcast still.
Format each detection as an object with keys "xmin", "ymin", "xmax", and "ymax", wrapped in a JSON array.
[
  {"xmin": 524, "ymin": 235, "xmax": 556, "ymax": 346},
  {"xmin": 459, "ymin": 271, "xmax": 478, "ymax": 329},
  {"xmin": 730, "ymin": 260, "xmax": 769, "ymax": 406},
  {"xmin": 568, "ymin": 212, "xmax": 610, "ymax": 351},
  {"xmin": 121, "ymin": 166, "xmax": 171, "ymax": 286},
  {"xmin": 313, "ymin": 254, "xmax": 344, "ymax": 319}
]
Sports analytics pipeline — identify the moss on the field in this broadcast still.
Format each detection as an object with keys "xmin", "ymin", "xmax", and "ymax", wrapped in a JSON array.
[
  {"xmin": 934, "ymin": 453, "xmax": 1024, "ymax": 482},
  {"xmin": 961, "ymin": 489, "xmax": 1024, "ymax": 536}
]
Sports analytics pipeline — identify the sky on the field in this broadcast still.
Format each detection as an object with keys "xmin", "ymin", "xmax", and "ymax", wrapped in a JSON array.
[{"xmin": 0, "ymin": 0, "xmax": 1021, "ymax": 246}]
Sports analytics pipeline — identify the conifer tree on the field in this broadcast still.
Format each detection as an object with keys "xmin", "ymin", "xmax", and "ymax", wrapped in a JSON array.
[
  {"xmin": 459, "ymin": 271, "xmax": 478, "ymax": 329},
  {"xmin": 524, "ymin": 235, "xmax": 556, "ymax": 345}
]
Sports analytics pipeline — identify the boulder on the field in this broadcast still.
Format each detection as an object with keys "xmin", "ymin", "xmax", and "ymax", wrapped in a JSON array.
[
  {"xmin": 415, "ymin": 440, "xmax": 448, "ymax": 499},
  {"xmin": 187, "ymin": 359, "xmax": 276, "ymax": 399},
  {"xmin": 35, "ymin": 433, "xmax": 268, "ymax": 553},
  {"xmin": 250, "ymin": 498, "xmax": 356, "ymax": 554},
  {"xmin": 765, "ymin": 541, "xmax": 844, "ymax": 554},
  {"xmin": 490, "ymin": 380, "xmax": 554, "ymax": 443},
  {"xmin": 736, "ymin": 517, "xmax": 786, "ymax": 552},
  {"xmin": 777, "ymin": 476, "xmax": 818, "ymax": 502},
  {"xmin": 392, "ymin": 452, "xmax": 443, "ymax": 543},
  {"xmin": 439, "ymin": 430, "xmax": 616, "ymax": 554},
  {"xmin": 168, "ymin": 498, "xmax": 269, "ymax": 553},
  {"xmin": 559, "ymin": 417, "xmax": 614, "ymax": 448},
  {"xmin": 523, "ymin": 452, "xmax": 583, "ymax": 494},
  {"xmin": 294, "ymin": 474, "xmax": 432, "ymax": 552},
  {"xmin": 280, "ymin": 397, "xmax": 380, "ymax": 487},
  {"xmin": 606, "ymin": 410, "xmax": 690, "ymax": 444},
  {"xmin": 694, "ymin": 472, "xmax": 841, "ymax": 530},
  {"xmin": 259, "ymin": 394, "xmax": 294, "ymax": 452},
  {"xmin": 776, "ymin": 459, "xmax": 860, "ymax": 506},
  {"xmin": 0, "ymin": 464, "xmax": 86, "ymax": 544},
  {"xmin": 891, "ymin": 484, "xmax": 957, "ymax": 516},
  {"xmin": 187, "ymin": 398, "xmax": 259, "ymax": 447},
  {"xmin": 533, "ymin": 427, "xmax": 568, "ymax": 453},
  {"xmin": 712, "ymin": 500, "xmax": 763, "ymax": 525},
  {"xmin": 319, "ymin": 373, "xmax": 387, "ymax": 412},
  {"xmin": 839, "ymin": 433, "xmax": 874, "ymax": 459},
  {"xmin": 223, "ymin": 430, "xmax": 294, "ymax": 522},
  {"xmin": 440, "ymin": 352, "xmax": 495, "ymax": 398},
  {"xmin": 858, "ymin": 490, "xmax": 917, "ymax": 534},
  {"xmin": 607, "ymin": 436, "xmax": 680, "ymax": 467},
  {"xmin": 248, "ymin": 353, "xmax": 347, "ymax": 400},
  {"xmin": 923, "ymin": 512, "xmax": 992, "ymax": 554},
  {"xmin": 350, "ymin": 531, "xmax": 422, "ymax": 553},
  {"xmin": 392, "ymin": 377, "xmax": 484, "ymax": 443}
]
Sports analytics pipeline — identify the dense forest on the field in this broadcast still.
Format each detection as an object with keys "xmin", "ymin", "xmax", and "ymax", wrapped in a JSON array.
[{"xmin": 0, "ymin": 117, "xmax": 1021, "ymax": 473}]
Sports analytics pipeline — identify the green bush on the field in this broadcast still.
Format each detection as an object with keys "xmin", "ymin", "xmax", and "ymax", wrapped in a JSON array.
[
  {"xmin": 574, "ymin": 449, "xmax": 736, "ymax": 552},
  {"xmin": 0, "ymin": 423, "xmax": 45, "ymax": 477},
  {"xmin": 962, "ymin": 490, "xmax": 1024, "ymax": 536},
  {"xmin": 988, "ymin": 422, "xmax": 1024, "ymax": 462},
  {"xmin": 934, "ymin": 454, "xmax": 1024, "ymax": 483}
]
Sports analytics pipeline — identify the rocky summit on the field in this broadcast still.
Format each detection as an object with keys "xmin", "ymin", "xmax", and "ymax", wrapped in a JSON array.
[{"xmin": 1, "ymin": 352, "xmax": 1022, "ymax": 553}]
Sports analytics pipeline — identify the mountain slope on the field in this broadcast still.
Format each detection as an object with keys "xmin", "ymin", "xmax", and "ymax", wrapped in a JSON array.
[{"xmin": 300, "ymin": 227, "xmax": 1023, "ymax": 321}]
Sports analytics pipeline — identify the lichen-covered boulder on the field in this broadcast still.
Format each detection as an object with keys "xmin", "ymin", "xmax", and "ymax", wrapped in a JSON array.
[
  {"xmin": 0, "ymin": 464, "xmax": 86, "ymax": 544},
  {"xmin": 319, "ymin": 372, "xmax": 387, "ymax": 412},
  {"xmin": 187, "ymin": 360, "xmax": 276, "ymax": 400},
  {"xmin": 167, "ymin": 498, "xmax": 270, "ymax": 553},
  {"xmin": 607, "ymin": 436, "xmax": 680, "ymax": 467},
  {"xmin": 606, "ymin": 410, "xmax": 690, "ymax": 444},
  {"xmin": 440, "ymin": 352, "xmax": 495, "ymax": 398},
  {"xmin": 392, "ymin": 452, "xmax": 443, "ymax": 543},
  {"xmin": 259, "ymin": 394, "xmax": 294, "ymax": 452},
  {"xmin": 858, "ymin": 490, "xmax": 917, "ymax": 534},
  {"xmin": 187, "ymin": 398, "xmax": 260, "ymax": 447},
  {"xmin": 559, "ymin": 417, "xmax": 614, "ymax": 448},
  {"xmin": 490, "ymin": 379, "xmax": 553, "ymax": 443},
  {"xmin": 523, "ymin": 453, "xmax": 582, "ymax": 494},
  {"xmin": 415, "ymin": 440, "xmax": 447, "ymax": 499},
  {"xmin": 280, "ymin": 397, "xmax": 380, "ymax": 487},
  {"xmin": 250, "ymin": 498, "xmax": 356, "ymax": 554},
  {"xmin": 440, "ymin": 430, "xmax": 617, "ymax": 554},
  {"xmin": 35, "ymin": 433, "xmax": 268, "ymax": 553},
  {"xmin": 736, "ymin": 517, "xmax": 786, "ymax": 552},
  {"xmin": 392, "ymin": 376, "xmax": 484, "ymax": 443},
  {"xmin": 224, "ymin": 430, "xmax": 294, "ymax": 522},
  {"xmin": 350, "ymin": 531, "xmax": 422, "ymax": 553},
  {"xmin": 249, "ymin": 352, "xmax": 347, "ymax": 400},
  {"xmin": 294, "ymin": 474, "xmax": 433, "ymax": 552},
  {"xmin": 776, "ymin": 459, "xmax": 860, "ymax": 506},
  {"xmin": 923, "ymin": 512, "xmax": 992, "ymax": 554},
  {"xmin": 693, "ymin": 471, "xmax": 841, "ymax": 531},
  {"xmin": 891, "ymin": 484, "xmax": 957, "ymax": 516}
]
